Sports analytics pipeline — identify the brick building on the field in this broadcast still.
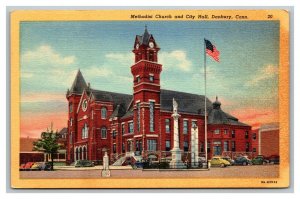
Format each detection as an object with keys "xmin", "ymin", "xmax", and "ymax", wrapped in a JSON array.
[
  {"xmin": 65, "ymin": 27, "xmax": 253, "ymax": 164},
  {"xmin": 257, "ymin": 123, "xmax": 279, "ymax": 157}
]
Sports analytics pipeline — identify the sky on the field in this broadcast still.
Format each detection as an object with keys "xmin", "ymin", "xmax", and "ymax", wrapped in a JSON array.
[{"xmin": 20, "ymin": 21, "xmax": 279, "ymax": 138}]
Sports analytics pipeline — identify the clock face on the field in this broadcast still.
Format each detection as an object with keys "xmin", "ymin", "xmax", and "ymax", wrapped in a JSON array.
[
  {"xmin": 135, "ymin": 43, "xmax": 139, "ymax": 49},
  {"xmin": 82, "ymin": 99, "xmax": 88, "ymax": 112},
  {"xmin": 149, "ymin": 42, "xmax": 154, "ymax": 48}
]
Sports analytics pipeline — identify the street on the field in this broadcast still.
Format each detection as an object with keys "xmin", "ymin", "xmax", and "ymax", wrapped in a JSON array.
[{"xmin": 20, "ymin": 165, "xmax": 279, "ymax": 179}]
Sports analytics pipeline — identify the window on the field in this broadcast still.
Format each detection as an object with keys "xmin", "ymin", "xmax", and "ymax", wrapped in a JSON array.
[
  {"xmin": 128, "ymin": 122, "xmax": 134, "ymax": 133},
  {"xmin": 214, "ymin": 129, "xmax": 220, "ymax": 134},
  {"xmin": 192, "ymin": 120, "xmax": 197, "ymax": 128},
  {"xmin": 113, "ymin": 144, "xmax": 116, "ymax": 153},
  {"xmin": 101, "ymin": 107, "xmax": 107, "ymax": 119},
  {"xmin": 69, "ymin": 132, "xmax": 72, "ymax": 144},
  {"xmin": 149, "ymin": 75, "xmax": 154, "ymax": 82},
  {"xmin": 69, "ymin": 103, "xmax": 73, "ymax": 113},
  {"xmin": 149, "ymin": 101, "xmax": 155, "ymax": 132},
  {"xmin": 232, "ymin": 141, "xmax": 236, "ymax": 151},
  {"xmin": 183, "ymin": 120, "xmax": 188, "ymax": 134},
  {"xmin": 253, "ymin": 148, "xmax": 256, "ymax": 152},
  {"xmin": 82, "ymin": 100, "xmax": 88, "ymax": 111},
  {"xmin": 137, "ymin": 76, "xmax": 140, "ymax": 83},
  {"xmin": 101, "ymin": 127, "xmax": 107, "ymax": 139},
  {"xmin": 137, "ymin": 103, "xmax": 140, "ymax": 132},
  {"xmin": 207, "ymin": 142, "xmax": 211, "ymax": 153},
  {"xmin": 112, "ymin": 130, "xmax": 117, "ymax": 139},
  {"xmin": 252, "ymin": 133, "xmax": 256, "ymax": 140},
  {"xmin": 200, "ymin": 142, "xmax": 204, "ymax": 152},
  {"xmin": 224, "ymin": 129, "xmax": 228, "ymax": 134},
  {"xmin": 121, "ymin": 124, "xmax": 125, "ymax": 135},
  {"xmin": 165, "ymin": 119, "xmax": 170, "ymax": 133},
  {"xmin": 127, "ymin": 141, "xmax": 131, "ymax": 152},
  {"xmin": 70, "ymin": 118, "xmax": 73, "ymax": 127},
  {"xmin": 147, "ymin": 139, "xmax": 157, "ymax": 151},
  {"xmin": 165, "ymin": 140, "xmax": 171, "ymax": 151},
  {"xmin": 245, "ymin": 131, "xmax": 249, "ymax": 139},
  {"xmin": 184, "ymin": 141, "xmax": 189, "ymax": 152},
  {"xmin": 82, "ymin": 123, "xmax": 88, "ymax": 139},
  {"xmin": 231, "ymin": 130, "xmax": 235, "ymax": 138},
  {"xmin": 224, "ymin": 141, "xmax": 229, "ymax": 151},
  {"xmin": 122, "ymin": 143, "xmax": 125, "ymax": 153},
  {"xmin": 246, "ymin": 142, "xmax": 250, "ymax": 152}
]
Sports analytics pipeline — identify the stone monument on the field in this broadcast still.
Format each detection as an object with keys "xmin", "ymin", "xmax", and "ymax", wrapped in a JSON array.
[
  {"xmin": 101, "ymin": 151, "xmax": 111, "ymax": 177},
  {"xmin": 169, "ymin": 98, "xmax": 186, "ymax": 169},
  {"xmin": 191, "ymin": 123, "xmax": 199, "ymax": 167}
]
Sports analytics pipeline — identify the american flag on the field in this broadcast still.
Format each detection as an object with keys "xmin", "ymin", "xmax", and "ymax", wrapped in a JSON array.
[{"xmin": 204, "ymin": 39, "xmax": 220, "ymax": 62}]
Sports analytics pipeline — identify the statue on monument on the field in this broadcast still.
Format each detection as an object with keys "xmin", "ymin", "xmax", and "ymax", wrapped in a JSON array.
[{"xmin": 173, "ymin": 98, "xmax": 178, "ymax": 114}]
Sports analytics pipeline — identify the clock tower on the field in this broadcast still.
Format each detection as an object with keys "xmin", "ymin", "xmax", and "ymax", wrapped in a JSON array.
[{"xmin": 131, "ymin": 26, "xmax": 162, "ymax": 155}]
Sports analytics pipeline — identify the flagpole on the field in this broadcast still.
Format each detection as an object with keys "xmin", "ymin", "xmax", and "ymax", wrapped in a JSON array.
[{"xmin": 204, "ymin": 39, "xmax": 208, "ymax": 165}]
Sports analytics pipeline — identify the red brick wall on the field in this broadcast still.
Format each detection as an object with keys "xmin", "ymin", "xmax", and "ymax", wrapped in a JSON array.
[{"xmin": 260, "ymin": 129, "xmax": 279, "ymax": 157}]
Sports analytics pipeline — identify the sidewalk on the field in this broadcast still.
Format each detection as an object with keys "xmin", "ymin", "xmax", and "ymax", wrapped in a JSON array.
[{"xmin": 54, "ymin": 165, "xmax": 133, "ymax": 171}]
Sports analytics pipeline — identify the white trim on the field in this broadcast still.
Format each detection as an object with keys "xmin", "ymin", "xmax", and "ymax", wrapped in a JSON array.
[
  {"xmin": 134, "ymin": 135, "xmax": 143, "ymax": 138},
  {"xmin": 191, "ymin": 119, "xmax": 198, "ymax": 121},
  {"xmin": 183, "ymin": 118, "xmax": 189, "ymax": 121},
  {"xmin": 133, "ymin": 82, "xmax": 160, "ymax": 88},
  {"xmin": 135, "ymin": 100, "xmax": 141, "ymax": 103},
  {"xmin": 133, "ymin": 59, "xmax": 161, "ymax": 66},
  {"xmin": 128, "ymin": 120, "xmax": 133, "ymax": 123},
  {"xmin": 135, "ymin": 75, "xmax": 140, "ymax": 77},
  {"xmin": 76, "ymin": 90, "xmax": 87, "ymax": 114},
  {"xmin": 149, "ymin": 99, "xmax": 156, "ymax": 102},
  {"xmin": 134, "ymin": 89, "xmax": 160, "ymax": 94},
  {"xmin": 146, "ymin": 134, "xmax": 159, "ymax": 137},
  {"xmin": 149, "ymin": 73, "xmax": 154, "ymax": 76},
  {"xmin": 260, "ymin": 127, "xmax": 279, "ymax": 132}
]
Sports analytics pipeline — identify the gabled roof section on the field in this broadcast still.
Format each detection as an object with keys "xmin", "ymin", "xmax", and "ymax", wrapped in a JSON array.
[
  {"xmin": 69, "ymin": 70, "xmax": 88, "ymax": 95},
  {"xmin": 160, "ymin": 89, "xmax": 212, "ymax": 115},
  {"xmin": 91, "ymin": 89, "xmax": 132, "ymax": 109}
]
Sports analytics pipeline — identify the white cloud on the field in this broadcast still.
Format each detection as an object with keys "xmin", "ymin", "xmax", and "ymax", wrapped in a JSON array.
[
  {"xmin": 160, "ymin": 50, "xmax": 192, "ymax": 72},
  {"xmin": 84, "ymin": 66, "xmax": 113, "ymax": 77},
  {"xmin": 245, "ymin": 64, "xmax": 278, "ymax": 86},
  {"xmin": 105, "ymin": 52, "xmax": 134, "ymax": 65},
  {"xmin": 22, "ymin": 45, "xmax": 76, "ymax": 67},
  {"xmin": 21, "ymin": 72, "xmax": 33, "ymax": 78}
]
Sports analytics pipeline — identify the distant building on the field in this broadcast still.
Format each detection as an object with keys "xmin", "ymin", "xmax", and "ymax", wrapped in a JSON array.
[
  {"xmin": 65, "ymin": 27, "xmax": 253, "ymax": 164},
  {"xmin": 257, "ymin": 123, "xmax": 279, "ymax": 157},
  {"xmin": 20, "ymin": 137, "xmax": 44, "ymax": 164}
]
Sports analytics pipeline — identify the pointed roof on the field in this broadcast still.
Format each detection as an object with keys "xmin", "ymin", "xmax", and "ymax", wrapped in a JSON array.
[
  {"xmin": 136, "ymin": 25, "xmax": 153, "ymax": 46},
  {"xmin": 69, "ymin": 70, "xmax": 88, "ymax": 95}
]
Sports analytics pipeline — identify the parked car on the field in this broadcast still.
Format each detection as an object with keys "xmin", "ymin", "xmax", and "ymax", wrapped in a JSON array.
[
  {"xmin": 234, "ymin": 156, "xmax": 252, "ymax": 166},
  {"xmin": 209, "ymin": 156, "xmax": 231, "ymax": 168},
  {"xmin": 74, "ymin": 160, "xmax": 95, "ymax": 167},
  {"xmin": 19, "ymin": 164, "xmax": 26, "ymax": 171},
  {"xmin": 23, "ymin": 162, "xmax": 35, "ymax": 170},
  {"xmin": 221, "ymin": 156, "xmax": 235, "ymax": 165},
  {"xmin": 267, "ymin": 155, "xmax": 280, "ymax": 164},
  {"xmin": 252, "ymin": 155, "xmax": 269, "ymax": 165},
  {"xmin": 31, "ymin": 162, "xmax": 52, "ymax": 171}
]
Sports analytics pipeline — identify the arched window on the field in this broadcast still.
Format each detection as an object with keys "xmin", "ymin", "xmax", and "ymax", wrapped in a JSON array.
[
  {"xmin": 82, "ymin": 123, "xmax": 88, "ymax": 139},
  {"xmin": 101, "ymin": 127, "xmax": 107, "ymax": 139},
  {"xmin": 101, "ymin": 107, "xmax": 107, "ymax": 119}
]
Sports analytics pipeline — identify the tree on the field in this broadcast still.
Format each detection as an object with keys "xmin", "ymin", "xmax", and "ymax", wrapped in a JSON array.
[{"xmin": 33, "ymin": 124, "xmax": 61, "ymax": 170}]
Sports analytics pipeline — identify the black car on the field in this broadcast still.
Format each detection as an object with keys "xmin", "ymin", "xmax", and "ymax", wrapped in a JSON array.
[
  {"xmin": 234, "ymin": 156, "xmax": 252, "ymax": 166},
  {"xmin": 74, "ymin": 160, "xmax": 95, "ymax": 167},
  {"xmin": 268, "ymin": 155, "xmax": 280, "ymax": 164}
]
